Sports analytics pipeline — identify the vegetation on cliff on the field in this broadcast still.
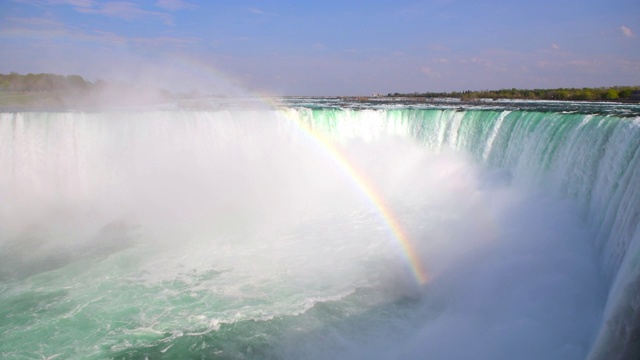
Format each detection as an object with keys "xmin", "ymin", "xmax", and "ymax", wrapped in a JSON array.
[
  {"xmin": 0, "ymin": 73, "xmax": 91, "ymax": 92},
  {"xmin": 0, "ymin": 72, "xmax": 171, "ymax": 109},
  {"xmin": 387, "ymin": 86, "xmax": 640, "ymax": 101}
]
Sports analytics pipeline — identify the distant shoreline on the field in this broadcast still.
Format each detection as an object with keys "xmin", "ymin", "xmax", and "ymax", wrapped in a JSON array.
[
  {"xmin": 338, "ymin": 95, "xmax": 640, "ymax": 105},
  {"xmin": 1, "ymin": 91, "xmax": 639, "ymax": 112},
  {"xmin": 381, "ymin": 86, "xmax": 640, "ymax": 103},
  {"xmin": 1, "ymin": 72, "xmax": 639, "ymax": 110},
  {"xmin": 2, "ymin": 73, "xmax": 639, "ymax": 102}
]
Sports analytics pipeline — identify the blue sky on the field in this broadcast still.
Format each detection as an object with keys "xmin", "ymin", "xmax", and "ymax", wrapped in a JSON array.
[{"xmin": 1, "ymin": 0, "xmax": 639, "ymax": 95}]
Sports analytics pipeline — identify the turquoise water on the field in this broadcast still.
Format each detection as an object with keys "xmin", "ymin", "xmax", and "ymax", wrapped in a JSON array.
[{"xmin": 1, "ymin": 103, "xmax": 639, "ymax": 359}]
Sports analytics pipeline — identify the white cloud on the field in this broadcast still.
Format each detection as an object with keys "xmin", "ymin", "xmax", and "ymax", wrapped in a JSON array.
[
  {"xmin": 155, "ymin": 0, "xmax": 196, "ymax": 11},
  {"xmin": 620, "ymin": 25, "xmax": 635, "ymax": 38},
  {"xmin": 50, "ymin": 0, "xmax": 94, "ymax": 6},
  {"xmin": 248, "ymin": 7, "xmax": 263, "ymax": 14},
  {"xmin": 312, "ymin": 43, "xmax": 327, "ymax": 51},
  {"xmin": 75, "ymin": 2, "xmax": 174, "ymax": 25},
  {"xmin": 421, "ymin": 66, "xmax": 441, "ymax": 78},
  {"xmin": 551, "ymin": 43, "xmax": 560, "ymax": 50},
  {"xmin": 4, "ymin": 16, "xmax": 65, "ymax": 30},
  {"xmin": 536, "ymin": 60, "xmax": 551, "ymax": 68},
  {"xmin": 568, "ymin": 60, "xmax": 594, "ymax": 66},
  {"xmin": 616, "ymin": 59, "xmax": 640, "ymax": 70},
  {"xmin": 15, "ymin": 0, "xmax": 178, "ymax": 25},
  {"xmin": 11, "ymin": 0, "xmax": 94, "ymax": 7},
  {"xmin": 430, "ymin": 44, "xmax": 451, "ymax": 52},
  {"xmin": 1, "ymin": 17, "xmax": 197, "ymax": 48}
]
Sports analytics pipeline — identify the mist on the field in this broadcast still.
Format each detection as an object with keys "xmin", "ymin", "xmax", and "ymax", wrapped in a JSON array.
[
  {"xmin": 268, "ymin": 139, "xmax": 605, "ymax": 360},
  {"xmin": 0, "ymin": 108, "xmax": 609, "ymax": 359}
]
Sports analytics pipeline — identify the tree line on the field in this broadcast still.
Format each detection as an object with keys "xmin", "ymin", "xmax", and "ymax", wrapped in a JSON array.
[
  {"xmin": 387, "ymin": 86, "xmax": 639, "ymax": 101},
  {"xmin": 0, "ymin": 72, "xmax": 168, "ymax": 95},
  {"xmin": 0, "ymin": 72, "xmax": 173, "ymax": 108},
  {"xmin": 0, "ymin": 73, "xmax": 95, "ymax": 92}
]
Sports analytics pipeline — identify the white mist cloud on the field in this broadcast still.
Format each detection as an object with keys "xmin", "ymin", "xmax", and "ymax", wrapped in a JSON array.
[
  {"xmin": 272, "ymin": 141, "xmax": 604, "ymax": 360},
  {"xmin": 620, "ymin": 25, "xmax": 635, "ymax": 38},
  {"xmin": 399, "ymin": 188, "xmax": 603, "ymax": 360}
]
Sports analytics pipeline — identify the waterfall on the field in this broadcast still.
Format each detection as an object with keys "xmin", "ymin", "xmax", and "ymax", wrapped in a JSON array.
[
  {"xmin": 1, "ymin": 107, "xmax": 639, "ymax": 359},
  {"xmin": 295, "ymin": 107, "xmax": 640, "ymax": 359}
]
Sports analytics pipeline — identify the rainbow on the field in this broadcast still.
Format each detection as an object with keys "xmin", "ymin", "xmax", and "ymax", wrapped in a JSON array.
[
  {"xmin": 275, "ymin": 107, "xmax": 430, "ymax": 285},
  {"xmin": 164, "ymin": 54, "xmax": 429, "ymax": 285}
]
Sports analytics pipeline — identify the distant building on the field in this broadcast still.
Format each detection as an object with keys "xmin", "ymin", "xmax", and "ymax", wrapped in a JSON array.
[{"xmin": 631, "ymin": 90, "xmax": 640, "ymax": 100}]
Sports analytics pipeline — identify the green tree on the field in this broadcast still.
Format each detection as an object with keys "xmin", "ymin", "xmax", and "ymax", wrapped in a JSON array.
[
  {"xmin": 574, "ymin": 89, "xmax": 596, "ymax": 100},
  {"xmin": 554, "ymin": 89, "xmax": 569, "ymax": 100},
  {"xmin": 601, "ymin": 89, "xmax": 619, "ymax": 100},
  {"xmin": 619, "ymin": 88, "xmax": 633, "ymax": 99}
]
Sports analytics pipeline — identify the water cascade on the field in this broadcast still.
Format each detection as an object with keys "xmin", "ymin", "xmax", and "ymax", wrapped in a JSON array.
[{"xmin": 0, "ymin": 104, "xmax": 638, "ymax": 359}]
